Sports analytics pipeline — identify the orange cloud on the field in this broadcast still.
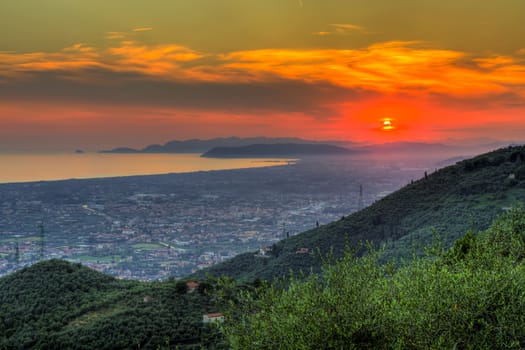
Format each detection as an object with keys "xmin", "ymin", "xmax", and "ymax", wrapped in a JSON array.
[
  {"xmin": 220, "ymin": 42, "xmax": 525, "ymax": 100},
  {"xmin": 107, "ymin": 41, "xmax": 205, "ymax": 77},
  {"xmin": 2, "ymin": 39, "xmax": 525, "ymax": 107},
  {"xmin": 0, "ymin": 44, "xmax": 104, "ymax": 79}
]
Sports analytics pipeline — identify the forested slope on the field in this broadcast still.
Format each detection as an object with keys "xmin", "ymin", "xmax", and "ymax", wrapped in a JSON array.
[
  {"xmin": 223, "ymin": 208, "xmax": 525, "ymax": 349},
  {"xmin": 0, "ymin": 260, "xmax": 225, "ymax": 349},
  {"xmin": 198, "ymin": 145, "xmax": 525, "ymax": 281}
]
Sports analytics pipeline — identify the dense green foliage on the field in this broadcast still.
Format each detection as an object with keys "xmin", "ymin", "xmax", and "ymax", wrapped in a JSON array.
[
  {"xmin": 198, "ymin": 145, "xmax": 525, "ymax": 281},
  {"xmin": 222, "ymin": 208, "xmax": 525, "ymax": 349},
  {"xmin": 224, "ymin": 210, "xmax": 525, "ymax": 349},
  {"xmin": 0, "ymin": 260, "xmax": 226, "ymax": 349}
]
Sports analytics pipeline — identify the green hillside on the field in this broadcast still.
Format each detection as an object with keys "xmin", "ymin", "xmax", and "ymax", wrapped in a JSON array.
[
  {"xmin": 197, "ymin": 145, "xmax": 525, "ymax": 281},
  {"xmin": 0, "ymin": 260, "xmax": 226, "ymax": 349},
  {"xmin": 223, "ymin": 208, "xmax": 525, "ymax": 349}
]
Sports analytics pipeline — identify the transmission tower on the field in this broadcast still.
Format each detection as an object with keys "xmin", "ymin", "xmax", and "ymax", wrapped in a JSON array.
[
  {"xmin": 357, "ymin": 185, "xmax": 364, "ymax": 211},
  {"xmin": 39, "ymin": 222, "xmax": 45, "ymax": 261},
  {"xmin": 15, "ymin": 238, "xmax": 20, "ymax": 264}
]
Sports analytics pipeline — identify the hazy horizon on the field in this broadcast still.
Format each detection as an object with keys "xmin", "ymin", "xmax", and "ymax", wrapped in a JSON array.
[{"xmin": 0, "ymin": 135, "xmax": 520, "ymax": 154}]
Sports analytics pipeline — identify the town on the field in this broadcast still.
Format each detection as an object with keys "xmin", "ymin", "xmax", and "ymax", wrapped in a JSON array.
[{"xmin": 0, "ymin": 156, "xmax": 433, "ymax": 280}]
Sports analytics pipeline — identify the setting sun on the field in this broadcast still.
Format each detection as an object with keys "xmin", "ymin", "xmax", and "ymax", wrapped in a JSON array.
[{"xmin": 382, "ymin": 118, "xmax": 395, "ymax": 131}]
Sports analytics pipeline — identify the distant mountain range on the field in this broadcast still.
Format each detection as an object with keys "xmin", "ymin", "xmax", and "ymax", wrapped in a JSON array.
[
  {"xmin": 201, "ymin": 143, "xmax": 353, "ymax": 158},
  {"xmin": 100, "ymin": 137, "xmax": 517, "ymax": 159},
  {"xmin": 100, "ymin": 137, "xmax": 349, "ymax": 154}
]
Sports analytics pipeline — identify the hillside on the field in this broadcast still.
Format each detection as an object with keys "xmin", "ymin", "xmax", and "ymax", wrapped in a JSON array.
[
  {"xmin": 201, "ymin": 143, "xmax": 352, "ymax": 158},
  {"xmin": 197, "ymin": 145, "xmax": 525, "ymax": 281},
  {"xmin": 223, "ymin": 208, "xmax": 525, "ymax": 349},
  {"xmin": 0, "ymin": 260, "xmax": 226, "ymax": 349}
]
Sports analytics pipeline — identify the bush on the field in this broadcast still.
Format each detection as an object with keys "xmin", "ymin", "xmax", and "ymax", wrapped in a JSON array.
[
  {"xmin": 174, "ymin": 280, "xmax": 188, "ymax": 294},
  {"xmin": 515, "ymin": 165, "xmax": 525, "ymax": 181},
  {"xmin": 223, "ymin": 209, "xmax": 525, "ymax": 349}
]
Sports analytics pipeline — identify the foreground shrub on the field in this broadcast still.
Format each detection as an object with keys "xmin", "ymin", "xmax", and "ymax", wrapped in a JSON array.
[{"xmin": 223, "ymin": 209, "xmax": 525, "ymax": 349}]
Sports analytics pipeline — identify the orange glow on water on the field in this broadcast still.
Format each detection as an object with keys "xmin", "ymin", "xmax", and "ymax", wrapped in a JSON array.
[{"xmin": 0, "ymin": 153, "xmax": 293, "ymax": 183}]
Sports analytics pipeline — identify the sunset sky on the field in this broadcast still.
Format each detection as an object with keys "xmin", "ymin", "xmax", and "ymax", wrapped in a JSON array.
[{"xmin": 2, "ymin": 0, "xmax": 525, "ymax": 151}]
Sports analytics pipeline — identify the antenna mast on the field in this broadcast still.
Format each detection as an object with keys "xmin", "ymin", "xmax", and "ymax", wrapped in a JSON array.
[
  {"xmin": 358, "ymin": 185, "xmax": 364, "ymax": 211},
  {"xmin": 15, "ymin": 238, "xmax": 20, "ymax": 264},
  {"xmin": 39, "ymin": 222, "xmax": 45, "ymax": 261}
]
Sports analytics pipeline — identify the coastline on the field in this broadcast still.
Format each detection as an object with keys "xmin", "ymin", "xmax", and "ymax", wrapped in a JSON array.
[{"xmin": 0, "ymin": 152, "xmax": 296, "ymax": 185}]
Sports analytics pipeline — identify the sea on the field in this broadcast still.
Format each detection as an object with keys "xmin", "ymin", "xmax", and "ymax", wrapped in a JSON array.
[{"xmin": 0, "ymin": 152, "xmax": 293, "ymax": 184}]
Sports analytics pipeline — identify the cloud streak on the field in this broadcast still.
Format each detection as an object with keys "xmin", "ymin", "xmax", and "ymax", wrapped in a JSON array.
[
  {"xmin": 132, "ymin": 27, "xmax": 153, "ymax": 32},
  {"xmin": 331, "ymin": 23, "xmax": 367, "ymax": 33},
  {"xmin": 1, "ymin": 38, "xmax": 525, "ymax": 116},
  {"xmin": 314, "ymin": 23, "xmax": 369, "ymax": 36},
  {"xmin": 313, "ymin": 31, "xmax": 331, "ymax": 36},
  {"xmin": 105, "ymin": 32, "xmax": 127, "ymax": 40}
]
